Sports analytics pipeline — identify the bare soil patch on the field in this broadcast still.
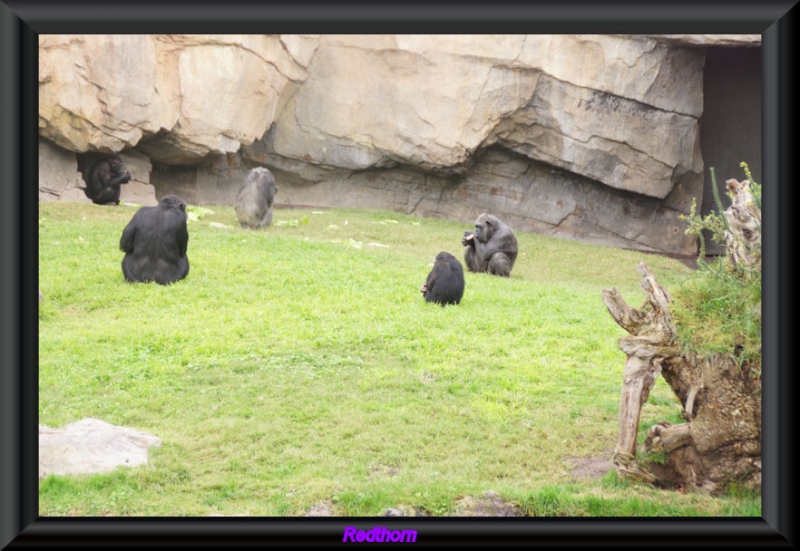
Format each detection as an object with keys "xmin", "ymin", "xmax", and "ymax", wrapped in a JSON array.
[{"xmin": 565, "ymin": 452, "xmax": 614, "ymax": 481}]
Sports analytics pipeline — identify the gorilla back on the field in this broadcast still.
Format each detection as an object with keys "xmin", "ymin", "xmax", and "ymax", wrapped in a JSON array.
[
  {"xmin": 235, "ymin": 167, "xmax": 278, "ymax": 229},
  {"xmin": 421, "ymin": 251, "xmax": 465, "ymax": 306},
  {"xmin": 120, "ymin": 195, "xmax": 190, "ymax": 285}
]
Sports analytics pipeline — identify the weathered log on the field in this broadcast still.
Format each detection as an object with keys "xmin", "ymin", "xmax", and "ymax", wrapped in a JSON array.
[
  {"xmin": 603, "ymin": 261, "xmax": 761, "ymax": 493},
  {"xmin": 724, "ymin": 178, "xmax": 761, "ymax": 272},
  {"xmin": 603, "ymin": 262, "xmax": 680, "ymax": 482},
  {"xmin": 644, "ymin": 421, "xmax": 692, "ymax": 453}
]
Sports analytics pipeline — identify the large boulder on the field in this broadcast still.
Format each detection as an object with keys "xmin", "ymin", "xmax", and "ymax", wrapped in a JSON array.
[
  {"xmin": 270, "ymin": 34, "xmax": 704, "ymax": 200},
  {"xmin": 39, "ymin": 35, "xmax": 178, "ymax": 153},
  {"xmin": 39, "ymin": 34, "xmax": 318, "ymax": 164},
  {"xmin": 38, "ymin": 138, "xmax": 86, "ymax": 202}
]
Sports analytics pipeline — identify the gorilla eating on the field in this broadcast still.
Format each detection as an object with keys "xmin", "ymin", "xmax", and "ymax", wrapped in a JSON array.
[
  {"xmin": 234, "ymin": 167, "xmax": 278, "ymax": 229},
  {"xmin": 420, "ymin": 251, "xmax": 465, "ymax": 306},
  {"xmin": 461, "ymin": 213, "xmax": 519, "ymax": 277},
  {"xmin": 85, "ymin": 155, "xmax": 132, "ymax": 205},
  {"xmin": 119, "ymin": 195, "xmax": 190, "ymax": 285}
]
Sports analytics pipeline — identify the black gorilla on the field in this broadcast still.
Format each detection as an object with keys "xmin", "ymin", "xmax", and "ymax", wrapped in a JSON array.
[
  {"xmin": 420, "ymin": 251, "xmax": 465, "ymax": 306},
  {"xmin": 234, "ymin": 167, "xmax": 278, "ymax": 229},
  {"xmin": 85, "ymin": 155, "xmax": 132, "ymax": 205},
  {"xmin": 119, "ymin": 195, "xmax": 190, "ymax": 285},
  {"xmin": 461, "ymin": 213, "xmax": 519, "ymax": 277}
]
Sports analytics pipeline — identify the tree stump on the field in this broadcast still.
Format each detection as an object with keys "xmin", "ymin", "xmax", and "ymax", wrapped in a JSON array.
[{"xmin": 602, "ymin": 178, "xmax": 761, "ymax": 493}]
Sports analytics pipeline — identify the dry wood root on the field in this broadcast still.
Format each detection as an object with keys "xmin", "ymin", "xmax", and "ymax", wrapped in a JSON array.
[{"xmin": 603, "ymin": 262, "xmax": 760, "ymax": 493}]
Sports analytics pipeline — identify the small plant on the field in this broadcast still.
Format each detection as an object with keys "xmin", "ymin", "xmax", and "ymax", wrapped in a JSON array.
[
  {"xmin": 680, "ymin": 163, "xmax": 761, "ymax": 275},
  {"xmin": 674, "ymin": 163, "xmax": 762, "ymax": 370},
  {"xmin": 681, "ymin": 168, "xmax": 727, "ymax": 263}
]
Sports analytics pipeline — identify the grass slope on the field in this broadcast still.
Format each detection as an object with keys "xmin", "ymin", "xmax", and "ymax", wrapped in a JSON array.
[{"xmin": 37, "ymin": 201, "xmax": 759, "ymax": 516}]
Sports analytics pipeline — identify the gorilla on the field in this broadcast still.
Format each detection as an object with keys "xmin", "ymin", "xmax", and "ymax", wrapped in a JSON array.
[
  {"xmin": 119, "ymin": 195, "xmax": 190, "ymax": 285},
  {"xmin": 85, "ymin": 155, "xmax": 132, "ymax": 205},
  {"xmin": 420, "ymin": 251, "xmax": 465, "ymax": 306},
  {"xmin": 461, "ymin": 213, "xmax": 518, "ymax": 277},
  {"xmin": 234, "ymin": 167, "xmax": 278, "ymax": 229}
]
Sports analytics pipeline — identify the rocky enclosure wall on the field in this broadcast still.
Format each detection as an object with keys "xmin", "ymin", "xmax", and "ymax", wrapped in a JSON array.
[{"xmin": 38, "ymin": 34, "xmax": 761, "ymax": 256}]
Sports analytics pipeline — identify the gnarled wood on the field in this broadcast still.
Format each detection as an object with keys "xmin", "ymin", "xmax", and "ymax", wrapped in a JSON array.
[
  {"xmin": 603, "ymin": 262, "xmax": 677, "ymax": 477},
  {"xmin": 644, "ymin": 421, "xmax": 692, "ymax": 453},
  {"xmin": 603, "ymin": 258, "xmax": 761, "ymax": 493},
  {"xmin": 724, "ymin": 178, "xmax": 761, "ymax": 271}
]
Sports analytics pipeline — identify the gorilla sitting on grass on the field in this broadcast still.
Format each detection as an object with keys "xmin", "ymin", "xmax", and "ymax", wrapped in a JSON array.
[
  {"xmin": 234, "ymin": 167, "xmax": 278, "ymax": 229},
  {"xmin": 420, "ymin": 251, "xmax": 465, "ymax": 306},
  {"xmin": 119, "ymin": 195, "xmax": 190, "ymax": 285},
  {"xmin": 461, "ymin": 213, "xmax": 518, "ymax": 277}
]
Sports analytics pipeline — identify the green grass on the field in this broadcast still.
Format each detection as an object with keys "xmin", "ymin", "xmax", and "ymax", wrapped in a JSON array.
[
  {"xmin": 37, "ymin": 201, "xmax": 759, "ymax": 517},
  {"xmin": 671, "ymin": 258, "xmax": 762, "ymax": 369}
]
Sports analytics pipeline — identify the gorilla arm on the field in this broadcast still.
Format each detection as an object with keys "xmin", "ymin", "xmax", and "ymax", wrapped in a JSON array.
[
  {"xmin": 119, "ymin": 214, "xmax": 140, "ymax": 254},
  {"xmin": 420, "ymin": 268, "xmax": 436, "ymax": 293},
  {"xmin": 96, "ymin": 160, "xmax": 132, "ymax": 188},
  {"xmin": 176, "ymin": 220, "xmax": 189, "ymax": 259}
]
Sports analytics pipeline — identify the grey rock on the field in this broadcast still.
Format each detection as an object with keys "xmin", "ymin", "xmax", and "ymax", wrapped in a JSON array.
[{"xmin": 39, "ymin": 418, "xmax": 161, "ymax": 478}]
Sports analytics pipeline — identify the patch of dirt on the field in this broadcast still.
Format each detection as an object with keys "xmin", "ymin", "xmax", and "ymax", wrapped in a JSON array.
[
  {"xmin": 305, "ymin": 503, "xmax": 335, "ymax": 516},
  {"xmin": 452, "ymin": 491, "xmax": 522, "ymax": 517},
  {"xmin": 367, "ymin": 463, "xmax": 401, "ymax": 478},
  {"xmin": 303, "ymin": 492, "xmax": 522, "ymax": 517},
  {"xmin": 565, "ymin": 453, "xmax": 614, "ymax": 481},
  {"xmin": 383, "ymin": 505, "xmax": 428, "ymax": 517}
]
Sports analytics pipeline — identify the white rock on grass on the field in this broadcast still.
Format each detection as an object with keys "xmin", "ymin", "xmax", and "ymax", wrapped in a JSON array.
[{"xmin": 39, "ymin": 418, "xmax": 161, "ymax": 478}]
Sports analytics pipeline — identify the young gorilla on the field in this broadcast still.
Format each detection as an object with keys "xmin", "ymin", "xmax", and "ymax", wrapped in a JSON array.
[
  {"xmin": 234, "ymin": 167, "xmax": 278, "ymax": 229},
  {"xmin": 461, "ymin": 213, "xmax": 519, "ymax": 277},
  {"xmin": 119, "ymin": 195, "xmax": 190, "ymax": 285},
  {"xmin": 84, "ymin": 155, "xmax": 132, "ymax": 205},
  {"xmin": 420, "ymin": 251, "xmax": 465, "ymax": 306}
]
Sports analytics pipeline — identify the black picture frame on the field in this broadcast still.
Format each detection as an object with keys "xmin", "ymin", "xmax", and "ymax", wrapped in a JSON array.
[{"xmin": 2, "ymin": 1, "xmax": 795, "ymax": 548}]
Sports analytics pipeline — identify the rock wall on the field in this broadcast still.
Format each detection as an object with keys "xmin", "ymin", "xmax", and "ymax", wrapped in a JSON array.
[{"xmin": 38, "ymin": 34, "xmax": 761, "ymax": 255}]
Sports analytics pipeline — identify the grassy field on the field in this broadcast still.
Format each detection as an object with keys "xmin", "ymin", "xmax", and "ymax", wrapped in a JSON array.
[{"xmin": 37, "ymin": 200, "xmax": 760, "ymax": 517}]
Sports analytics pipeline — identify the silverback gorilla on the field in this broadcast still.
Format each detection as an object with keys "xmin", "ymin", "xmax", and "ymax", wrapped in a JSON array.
[
  {"xmin": 85, "ymin": 155, "xmax": 132, "ymax": 205},
  {"xmin": 120, "ymin": 195, "xmax": 190, "ymax": 285},
  {"xmin": 462, "ymin": 213, "xmax": 519, "ymax": 277},
  {"xmin": 420, "ymin": 251, "xmax": 465, "ymax": 306},
  {"xmin": 234, "ymin": 167, "xmax": 278, "ymax": 229}
]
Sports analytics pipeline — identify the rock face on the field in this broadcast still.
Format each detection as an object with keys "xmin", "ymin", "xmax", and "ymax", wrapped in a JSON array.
[
  {"xmin": 39, "ymin": 418, "xmax": 162, "ymax": 478},
  {"xmin": 38, "ymin": 138, "xmax": 85, "ymax": 202},
  {"xmin": 38, "ymin": 34, "xmax": 762, "ymax": 255},
  {"xmin": 39, "ymin": 34, "xmax": 313, "ymax": 164}
]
